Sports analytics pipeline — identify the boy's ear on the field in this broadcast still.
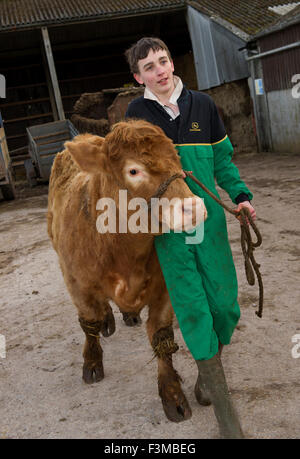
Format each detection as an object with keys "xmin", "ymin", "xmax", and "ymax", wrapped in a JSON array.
[{"xmin": 133, "ymin": 73, "xmax": 144, "ymax": 86}]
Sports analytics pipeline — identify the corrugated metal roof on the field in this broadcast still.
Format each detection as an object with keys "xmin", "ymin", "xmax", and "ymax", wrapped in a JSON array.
[
  {"xmin": 188, "ymin": 1, "xmax": 296, "ymax": 36},
  {"xmin": 269, "ymin": 2, "xmax": 300, "ymax": 15},
  {"xmin": 254, "ymin": 4, "xmax": 300, "ymax": 38},
  {"xmin": 1, "ymin": 0, "xmax": 298, "ymax": 36},
  {"xmin": 0, "ymin": 0, "xmax": 185, "ymax": 31}
]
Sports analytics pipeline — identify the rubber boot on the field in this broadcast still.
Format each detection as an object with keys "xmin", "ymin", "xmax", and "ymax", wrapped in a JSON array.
[
  {"xmin": 196, "ymin": 354, "xmax": 244, "ymax": 439},
  {"xmin": 194, "ymin": 343, "xmax": 224, "ymax": 407}
]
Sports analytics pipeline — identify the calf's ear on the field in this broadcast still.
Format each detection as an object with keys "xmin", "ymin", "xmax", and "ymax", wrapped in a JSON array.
[{"xmin": 65, "ymin": 141, "xmax": 110, "ymax": 174}]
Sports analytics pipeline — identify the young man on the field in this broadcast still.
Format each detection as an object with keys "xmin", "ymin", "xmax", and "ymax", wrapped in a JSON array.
[{"xmin": 125, "ymin": 37, "xmax": 255, "ymax": 437}]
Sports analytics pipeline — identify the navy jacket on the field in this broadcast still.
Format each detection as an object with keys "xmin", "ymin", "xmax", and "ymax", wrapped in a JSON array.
[{"xmin": 125, "ymin": 87, "xmax": 250, "ymax": 204}]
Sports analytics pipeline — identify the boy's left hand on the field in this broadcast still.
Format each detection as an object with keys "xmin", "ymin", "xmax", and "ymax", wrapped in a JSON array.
[{"xmin": 235, "ymin": 201, "xmax": 256, "ymax": 223}]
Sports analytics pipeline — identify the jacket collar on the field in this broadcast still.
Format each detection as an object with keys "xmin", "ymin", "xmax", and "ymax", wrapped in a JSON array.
[{"xmin": 144, "ymin": 75, "xmax": 183, "ymax": 105}]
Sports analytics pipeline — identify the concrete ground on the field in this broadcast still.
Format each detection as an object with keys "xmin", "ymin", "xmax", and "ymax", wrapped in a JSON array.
[{"xmin": 0, "ymin": 151, "xmax": 299, "ymax": 439}]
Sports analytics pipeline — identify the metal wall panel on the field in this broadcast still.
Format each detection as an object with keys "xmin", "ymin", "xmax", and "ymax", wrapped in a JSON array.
[
  {"xmin": 259, "ymin": 23, "xmax": 300, "ymax": 51},
  {"xmin": 210, "ymin": 21, "xmax": 249, "ymax": 83},
  {"xmin": 186, "ymin": 6, "xmax": 219, "ymax": 89},
  {"xmin": 187, "ymin": 6, "xmax": 249, "ymax": 90},
  {"xmin": 267, "ymin": 88, "xmax": 300, "ymax": 153},
  {"xmin": 259, "ymin": 24, "xmax": 300, "ymax": 92},
  {"xmin": 260, "ymin": 47, "xmax": 300, "ymax": 91}
]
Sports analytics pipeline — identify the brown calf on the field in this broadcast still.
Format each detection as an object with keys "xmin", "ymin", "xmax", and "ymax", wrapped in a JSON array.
[{"xmin": 47, "ymin": 120, "xmax": 206, "ymax": 422}]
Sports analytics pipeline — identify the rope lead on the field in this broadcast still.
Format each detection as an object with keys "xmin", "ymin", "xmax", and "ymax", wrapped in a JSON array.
[{"xmin": 183, "ymin": 170, "xmax": 264, "ymax": 318}]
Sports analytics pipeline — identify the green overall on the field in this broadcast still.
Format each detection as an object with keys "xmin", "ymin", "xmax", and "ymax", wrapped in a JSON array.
[{"xmin": 154, "ymin": 135, "xmax": 253, "ymax": 360}]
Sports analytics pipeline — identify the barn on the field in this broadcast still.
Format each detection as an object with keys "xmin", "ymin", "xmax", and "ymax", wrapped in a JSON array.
[
  {"xmin": 1, "ymin": 1, "xmax": 300, "ymax": 441},
  {"xmin": 246, "ymin": 5, "xmax": 300, "ymax": 153},
  {"xmin": 0, "ymin": 0, "xmax": 299, "ymax": 181}
]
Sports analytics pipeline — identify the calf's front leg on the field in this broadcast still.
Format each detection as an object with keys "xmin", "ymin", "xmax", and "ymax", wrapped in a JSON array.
[
  {"xmin": 78, "ymin": 317, "xmax": 105, "ymax": 384},
  {"xmin": 147, "ymin": 298, "xmax": 192, "ymax": 422},
  {"xmin": 77, "ymin": 300, "xmax": 115, "ymax": 384},
  {"xmin": 65, "ymin": 275, "xmax": 115, "ymax": 384}
]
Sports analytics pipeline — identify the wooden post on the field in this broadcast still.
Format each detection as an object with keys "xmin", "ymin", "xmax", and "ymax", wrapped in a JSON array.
[
  {"xmin": 41, "ymin": 44, "xmax": 59, "ymax": 121},
  {"xmin": 41, "ymin": 27, "xmax": 65, "ymax": 121}
]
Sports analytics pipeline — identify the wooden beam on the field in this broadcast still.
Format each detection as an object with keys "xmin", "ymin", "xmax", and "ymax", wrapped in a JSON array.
[
  {"xmin": 9, "ymin": 146, "xmax": 28, "ymax": 156},
  {"xmin": 33, "ymin": 130, "xmax": 69, "ymax": 141},
  {"xmin": 61, "ymin": 94, "xmax": 82, "ymax": 99},
  {"xmin": 41, "ymin": 27, "xmax": 65, "ymax": 121},
  {"xmin": 56, "ymin": 54, "xmax": 121, "ymax": 66},
  {"xmin": 5, "ymin": 82, "xmax": 47, "ymax": 91},
  {"xmin": 59, "ymin": 71, "xmax": 129, "ymax": 84},
  {"xmin": 4, "ymin": 113, "xmax": 53, "ymax": 123},
  {"xmin": 0, "ymin": 97, "xmax": 50, "ymax": 108},
  {"xmin": 6, "ymin": 133, "xmax": 27, "ymax": 141},
  {"xmin": 0, "ymin": 63, "xmax": 42, "ymax": 72}
]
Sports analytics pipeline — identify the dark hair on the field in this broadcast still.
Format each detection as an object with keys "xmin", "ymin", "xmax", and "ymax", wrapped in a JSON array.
[{"xmin": 125, "ymin": 37, "xmax": 172, "ymax": 74}]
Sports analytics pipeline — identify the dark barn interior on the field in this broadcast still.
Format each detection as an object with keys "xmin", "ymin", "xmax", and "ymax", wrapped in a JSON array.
[{"xmin": 0, "ymin": 7, "xmax": 196, "ymax": 178}]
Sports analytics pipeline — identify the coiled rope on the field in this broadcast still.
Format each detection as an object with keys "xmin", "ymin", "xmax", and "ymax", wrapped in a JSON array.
[{"xmin": 183, "ymin": 171, "xmax": 264, "ymax": 318}]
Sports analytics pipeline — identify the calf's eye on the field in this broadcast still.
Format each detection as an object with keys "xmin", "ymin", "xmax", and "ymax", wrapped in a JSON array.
[{"xmin": 130, "ymin": 169, "xmax": 138, "ymax": 175}]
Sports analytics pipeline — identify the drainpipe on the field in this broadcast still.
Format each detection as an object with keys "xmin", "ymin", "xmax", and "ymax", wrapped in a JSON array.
[
  {"xmin": 246, "ymin": 41, "xmax": 300, "ymax": 61},
  {"xmin": 248, "ymin": 58, "xmax": 261, "ymax": 152},
  {"xmin": 246, "ymin": 48, "xmax": 274, "ymax": 152}
]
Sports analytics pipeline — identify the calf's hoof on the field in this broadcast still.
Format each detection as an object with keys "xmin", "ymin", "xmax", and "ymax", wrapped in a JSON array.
[
  {"xmin": 122, "ymin": 312, "xmax": 142, "ymax": 327},
  {"xmin": 161, "ymin": 393, "xmax": 192, "ymax": 423},
  {"xmin": 101, "ymin": 309, "xmax": 116, "ymax": 337},
  {"xmin": 82, "ymin": 361, "xmax": 104, "ymax": 384},
  {"xmin": 159, "ymin": 377, "xmax": 192, "ymax": 422}
]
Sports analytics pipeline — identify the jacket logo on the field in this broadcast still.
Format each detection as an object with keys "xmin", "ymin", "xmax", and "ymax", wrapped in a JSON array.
[{"xmin": 190, "ymin": 122, "xmax": 201, "ymax": 132}]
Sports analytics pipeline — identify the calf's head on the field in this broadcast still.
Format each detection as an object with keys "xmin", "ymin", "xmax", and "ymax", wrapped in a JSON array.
[{"xmin": 66, "ymin": 120, "xmax": 207, "ymax": 233}]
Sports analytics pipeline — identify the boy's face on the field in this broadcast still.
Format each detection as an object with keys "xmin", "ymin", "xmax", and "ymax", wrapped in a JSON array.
[{"xmin": 134, "ymin": 48, "xmax": 175, "ymax": 99}]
